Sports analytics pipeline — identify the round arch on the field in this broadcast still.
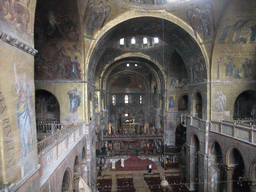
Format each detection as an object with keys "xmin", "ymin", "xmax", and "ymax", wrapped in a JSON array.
[
  {"xmin": 73, "ymin": 155, "xmax": 81, "ymax": 192},
  {"xmin": 178, "ymin": 94, "xmax": 189, "ymax": 111},
  {"xmin": 189, "ymin": 133, "xmax": 200, "ymax": 191},
  {"xmin": 99, "ymin": 53, "xmax": 166, "ymax": 91},
  {"xmin": 233, "ymin": 90, "xmax": 256, "ymax": 120},
  {"xmin": 61, "ymin": 168, "xmax": 72, "ymax": 192},
  {"xmin": 85, "ymin": 12, "xmax": 209, "ymax": 72},
  {"xmin": 85, "ymin": 14, "xmax": 209, "ymax": 83},
  {"xmin": 193, "ymin": 91, "xmax": 203, "ymax": 119},
  {"xmin": 226, "ymin": 147, "xmax": 249, "ymax": 192}
]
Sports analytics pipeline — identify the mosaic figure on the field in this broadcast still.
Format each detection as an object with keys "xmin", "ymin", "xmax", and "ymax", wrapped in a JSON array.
[
  {"xmin": 84, "ymin": 0, "xmax": 111, "ymax": 38},
  {"xmin": 68, "ymin": 87, "xmax": 81, "ymax": 113},
  {"xmin": 242, "ymin": 58, "xmax": 252, "ymax": 78},
  {"xmin": 14, "ymin": 66, "xmax": 34, "ymax": 158},
  {"xmin": 214, "ymin": 88, "xmax": 226, "ymax": 112},
  {"xmin": 187, "ymin": 2, "xmax": 215, "ymax": 39},
  {"xmin": 219, "ymin": 23, "xmax": 231, "ymax": 41},
  {"xmin": 169, "ymin": 96, "xmax": 174, "ymax": 108},
  {"xmin": 230, "ymin": 17, "xmax": 247, "ymax": 43},
  {"xmin": 0, "ymin": 0, "xmax": 31, "ymax": 32}
]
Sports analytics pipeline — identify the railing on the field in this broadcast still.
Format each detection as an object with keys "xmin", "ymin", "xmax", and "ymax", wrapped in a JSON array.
[
  {"xmin": 187, "ymin": 116, "xmax": 207, "ymax": 130},
  {"xmin": 211, "ymin": 120, "xmax": 256, "ymax": 144},
  {"xmin": 37, "ymin": 123, "xmax": 63, "ymax": 133},
  {"xmin": 187, "ymin": 116, "xmax": 256, "ymax": 145},
  {"xmin": 36, "ymin": 118, "xmax": 60, "ymax": 124},
  {"xmin": 38, "ymin": 123, "xmax": 85, "ymax": 181},
  {"xmin": 103, "ymin": 134, "xmax": 164, "ymax": 141},
  {"xmin": 37, "ymin": 123, "xmax": 82, "ymax": 154}
]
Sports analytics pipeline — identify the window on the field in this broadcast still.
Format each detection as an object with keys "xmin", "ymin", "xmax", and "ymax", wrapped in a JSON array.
[
  {"xmin": 140, "ymin": 95, "xmax": 143, "ymax": 104},
  {"xmin": 112, "ymin": 95, "xmax": 116, "ymax": 106},
  {"xmin": 131, "ymin": 37, "xmax": 136, "ymax": 44},
  {"xmin": 154, "ymin": 37, "xmax": 159, "ymax": 44},
  {"xmin": 143, "ymin": 37, "xmax": 148, "ymax": 44},
  {"xmin": 120, "ymin": 38, "xmax": 124, "ymax": 45},
  {"xmin": 125, "ymin": 95, "xmax": 129, "ymax": 104}
]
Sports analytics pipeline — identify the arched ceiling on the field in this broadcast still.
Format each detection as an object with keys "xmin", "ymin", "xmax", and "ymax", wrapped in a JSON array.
[
  {"xmin": 90, "ymin": 17, "xmax": 202, "ymax": 87},
  {"xmin": 101, "ymin": 58, "xmax": 160, "ymax": 92}
]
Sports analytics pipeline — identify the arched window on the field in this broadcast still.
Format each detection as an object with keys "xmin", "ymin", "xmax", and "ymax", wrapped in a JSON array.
[
  {"xmin": 143, "ymin": 37, "xmax": 148, "ymax": 44},
  {"xmin": 125, "ymin": 95, "xmax": 129, "ymax": 104},
  {"xmin": 112, "ymin": 95, "xmax": 116, "ymax": 106},
  {"xmin": 154, "ymin": 37, "xmax": 159, "ymax": 44},
  {"xmin": 131, "ymin": 37, "xmax": 136, "ymax": 44},
  {"xmin": 120, "ymin": 38, "xmax": 124, "ymax": 45}
]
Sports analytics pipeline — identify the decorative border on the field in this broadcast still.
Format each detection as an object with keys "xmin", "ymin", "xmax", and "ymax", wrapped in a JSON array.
[{"xmin": 0, "ymin": 30, "xmax": 38, "ymax": 56}]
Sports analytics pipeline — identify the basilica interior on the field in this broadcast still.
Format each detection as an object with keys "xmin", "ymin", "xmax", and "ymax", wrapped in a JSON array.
[{"xmin": 1, "ymin": 0, "xmax": 256, "ymax": 192}]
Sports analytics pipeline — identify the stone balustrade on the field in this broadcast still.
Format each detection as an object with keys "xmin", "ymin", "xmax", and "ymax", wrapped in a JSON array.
[
  {"xmin": 37, "ymin": 123, "xmax": 83, "ymax": 156},
  {"xmin": 187, "ymin": 116, "xmax": 256, "ymax": 144},
  {"xmin": 37, "ymin": 122, "xmax": 87, "ymax": 188}
]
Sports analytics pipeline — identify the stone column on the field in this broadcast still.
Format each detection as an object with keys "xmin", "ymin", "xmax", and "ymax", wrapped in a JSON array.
[{"xmin": 226, "ymin": 166, "xmax": 235, "ymax": 192}]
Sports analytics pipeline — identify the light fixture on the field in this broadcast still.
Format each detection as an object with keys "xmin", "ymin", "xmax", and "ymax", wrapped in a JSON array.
[
  {"xmin": 135, "ymin": 64, "xmax": 138, "ymax": 66},
  {"xmin": 127, "ymin": 63, "xmax": 130, "ymax": 67}
]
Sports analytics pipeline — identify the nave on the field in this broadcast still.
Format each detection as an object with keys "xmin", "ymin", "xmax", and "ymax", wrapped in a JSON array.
[{"xmin": 96, "ymin": 155, "xmax": 188, "ymax": 192}]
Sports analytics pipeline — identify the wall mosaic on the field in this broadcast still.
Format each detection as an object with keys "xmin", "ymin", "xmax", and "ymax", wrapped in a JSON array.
[
  {"xmin": 63, "ymin": 87, "xmax": 82, "ymax": 124},
  {"xmin": 14, "ymin": 65, "xmax": 35, "ymax": 158},
  {"xmin": 35, "ymin": 46, "xmax": 81, "ymax": 81},
  {"xmin": 214, "ymin": 88, "xmax": 226, "ymax": 112},
  {"xmin": 83, "ymin": 0, "xmax": 111, "ymax": 39},
  {"xmin": 169, "ymin": 96, "xmax": 174, "ymax": 108},
  {"xmin": 187, "ymin": 2, "xmax": 215, "ymax": 41},
  {"xmin": 212, "ymin": 88, "xmax": 230, "ymax": 121},
  {"xmin": 218, "ymin": 17, "xmax": 256, "ymax": 44},
  {"xmin": 188, "ymin": 53, "xmax": 206, "ymax": 83},
  {"xmin": 0, "ymin": 0, "xmax": 32, "ymax": 34},
  {"xmin": 217, "ymin": 55, "xmax": 256, "ymax": 80},
  {"xmin": 34, "ymin": 3, "xmax": 79, "ymax": 43},
  {"xmin": 0, "ymin": 88, "xmax": 16, "ymax": 171}
]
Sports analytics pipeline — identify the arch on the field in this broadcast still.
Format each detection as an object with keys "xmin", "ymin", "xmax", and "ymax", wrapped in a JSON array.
[
  {"xmin": 85, "ymin": 13, "xmax": 209, "ymax": 75},
  {"xmin": 226, "ymin": 147, "xmax": 249, "ymax": 192},
  {"xmin": 73, "ymin": 155, "xmax": 81, "ymax": 192},
  {"xmin": 35, "ymin": 89, "xmax": 60, "ymax": 140},
  {"xmin": 100, "ymin": 56, "xmax": 164, "ymax": 92},
  {"xmin": 34, "ymin": 0, "xmax": 82, "ymax": 81},
  {"xmin": 189, "ymin": 134, "xmax": 200, "ymax": 191},
  {"xmin": 208, "ymin": 141, "xmax": 223, "ymax": 192},
  {"xmin": 175, "ymin": 124, "xmax": 186, "ymax": 149},
  {"xmin": 194, "ymin": 91, "xmax": 203, "ymax": 119},
  {"xmin": 82, "ymin": 147, "xmax": 87, "ymax": 162},
  {"xmin": 233, "ymin": 90, "xmax": 256, "ymax": 120},
  {"xmin": 35, "ymin": 89, "xmax": 60, "ymax": 121},
  {"xmin": 250, "ymin": 159, "xmax": 256, "ymax": 185},
  {"xmin": 61, "ymin": 168, "xmax": 72, "ymax": 192},
  {"xmin": 178, "ymin": 94, "xmax": 189, "ymax": 111},
  {"xmin": 106, "ymin": 70, "xmax": 151, "ymax": 92},
  {"xmin": 86, "ymin": 15, "xmax": 209, "ymax": 85}
]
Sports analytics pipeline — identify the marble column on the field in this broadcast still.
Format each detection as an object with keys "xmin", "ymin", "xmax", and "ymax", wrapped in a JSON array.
[{"xmin": 226, "ymin": 166, "xmax": 235, "ymax": 192}]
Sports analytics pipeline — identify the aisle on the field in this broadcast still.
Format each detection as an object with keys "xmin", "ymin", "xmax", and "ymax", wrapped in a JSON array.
[{"xmin": 133, "ymin": 173, "xmax": 151, "ymax": 192}]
